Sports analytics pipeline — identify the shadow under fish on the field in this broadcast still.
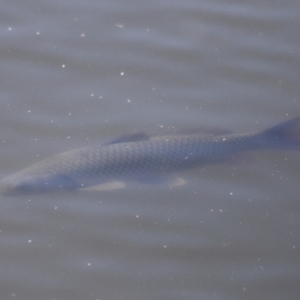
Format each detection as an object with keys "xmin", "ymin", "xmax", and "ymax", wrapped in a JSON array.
[{"xmin": 0, "ymin": 117, "xmax": 299, "ymax": 196}]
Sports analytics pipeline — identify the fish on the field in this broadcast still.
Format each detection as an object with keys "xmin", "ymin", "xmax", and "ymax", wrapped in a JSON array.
[{"xmin": 0, "ymin": 116, "xmax": 299, "ymax": 196}]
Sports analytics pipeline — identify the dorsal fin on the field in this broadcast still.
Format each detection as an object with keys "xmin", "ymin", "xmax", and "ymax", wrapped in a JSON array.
[
  {"xmin": 105, "ymin": 128, "xmax": 233, "ymax": 145},
  {"xmin": 105, "ymin": 132, "xmax": 150, "ymax": 145}
]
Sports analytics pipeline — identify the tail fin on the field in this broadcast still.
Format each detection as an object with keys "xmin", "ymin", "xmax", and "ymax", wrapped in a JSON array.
[{"xmin": 261, "ymin": 116, "xmax": 300, "ymax": 150}]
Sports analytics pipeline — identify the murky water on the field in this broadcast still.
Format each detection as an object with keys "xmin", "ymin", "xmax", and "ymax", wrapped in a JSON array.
[{"xmin": 0, "ymin": 0, "xmax": 299, "ymax": 299}]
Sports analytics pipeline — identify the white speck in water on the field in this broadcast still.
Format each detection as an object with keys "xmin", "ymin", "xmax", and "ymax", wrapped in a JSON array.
[
  {"xmin": 81, "ymin": 33, "xmax": 85, "ymax": 37},
  {"xmin": 120, "ymin": 72, "xmax": 124, "ymax": 76},
  {"xmin": 62, "ymin": 64, "xmax": 66, "ymax": 68},
  {"xmin": 36, "ymin": 31, "xmax": 40, "ymax": 35},
  {"xmin": 230, "ymin": 192, "xmax": 233, "ymax": 195},
  {"xmin": 28, "ymin": 240, "xmax": 32, "ymax": 243},
  {"xmin": 28, "ymin": 110, "xmax": 31, "ymax": 113},
  {"xmin": 54, "ymin": 206, "xmax": 58, "ymax": 210},
  {"xmin": 115, "ymin": 24, "xmax": 124, "ymax": 28},
  {"xmin": 87, "ymin": 263, "xmax": 91, "ymax": 266},
  {"xmin": 136, "ymin": 215, "xmax": 139, "ymax": 218},
  {"xmin": 90, "ymin": 94, "xmax": 94, "ymax": 97},
  {"xmin": 8, "ymin": 27, "xmax": 12, "ymax": 31},
  {"xmin": 127, "ymin": 99, "xmax": 131, "ymax": 103},
  {"xmin": 163, "ymin": 245, "xmax": 167, "ymax": 248}
]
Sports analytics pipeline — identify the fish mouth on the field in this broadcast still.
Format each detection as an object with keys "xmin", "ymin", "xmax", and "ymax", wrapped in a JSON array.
[
  {"xmin": 0, "ymin": 181, "xmax": 19, "ymax": 197},
  {"xmin": 0, "ymin": 173, "xmax": 80, "ymax": 197},
  {"xmin": 0, "ymin": 176, "xmax": 34, "ymax": 196}
]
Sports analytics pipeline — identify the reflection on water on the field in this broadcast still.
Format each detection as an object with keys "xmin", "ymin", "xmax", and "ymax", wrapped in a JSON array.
[{"xmin": 0, "ymin": 0, "xmax": 299, "ymax": 299}]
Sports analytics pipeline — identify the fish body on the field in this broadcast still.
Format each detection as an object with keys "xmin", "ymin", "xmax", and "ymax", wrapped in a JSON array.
[{"xmin": 0, "ymin": 117, "xmax": 299, "ymax": 196}]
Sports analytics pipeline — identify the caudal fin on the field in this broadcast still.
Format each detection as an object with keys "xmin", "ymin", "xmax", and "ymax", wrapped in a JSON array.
[{"xmin": 262, "ymin": 116, "xmax": 300, "ymax": 150}]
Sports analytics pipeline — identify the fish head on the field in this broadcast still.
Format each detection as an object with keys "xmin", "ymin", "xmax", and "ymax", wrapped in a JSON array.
[{"xmin": 0, "ymin": 171, "xmax": 78, "ymax": 196}]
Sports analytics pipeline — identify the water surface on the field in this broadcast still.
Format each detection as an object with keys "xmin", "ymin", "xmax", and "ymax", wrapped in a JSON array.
[{"xmin": 0, "ymin": 0, "xmax": 299, "ymax": 299}]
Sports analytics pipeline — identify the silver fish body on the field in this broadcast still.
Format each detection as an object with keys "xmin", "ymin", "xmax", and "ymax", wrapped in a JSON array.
[{"xmin": 0, "ymin": 117, "xmax": 299, "ymax": 196}]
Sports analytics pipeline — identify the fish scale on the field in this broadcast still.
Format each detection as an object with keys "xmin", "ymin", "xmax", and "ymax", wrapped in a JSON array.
[{"xmin": 0, "ymin": 116, "xmax": 299, "ymax": 196}]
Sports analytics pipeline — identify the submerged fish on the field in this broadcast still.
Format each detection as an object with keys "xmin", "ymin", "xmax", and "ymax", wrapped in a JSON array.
[{"xmin": 0, "ymin": 117, "xmax": 299, "ymax": 196}]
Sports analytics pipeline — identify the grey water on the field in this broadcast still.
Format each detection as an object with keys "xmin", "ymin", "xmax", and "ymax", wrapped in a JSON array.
[{"xmin": 0, "ymin": 0, "xmax": 299, "ymax": 299}]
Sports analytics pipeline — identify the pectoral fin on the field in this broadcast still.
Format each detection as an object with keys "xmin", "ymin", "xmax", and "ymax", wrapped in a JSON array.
[{"xmin": 132, "ymin": 175, "xmax": 187, "ymax": 188}]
